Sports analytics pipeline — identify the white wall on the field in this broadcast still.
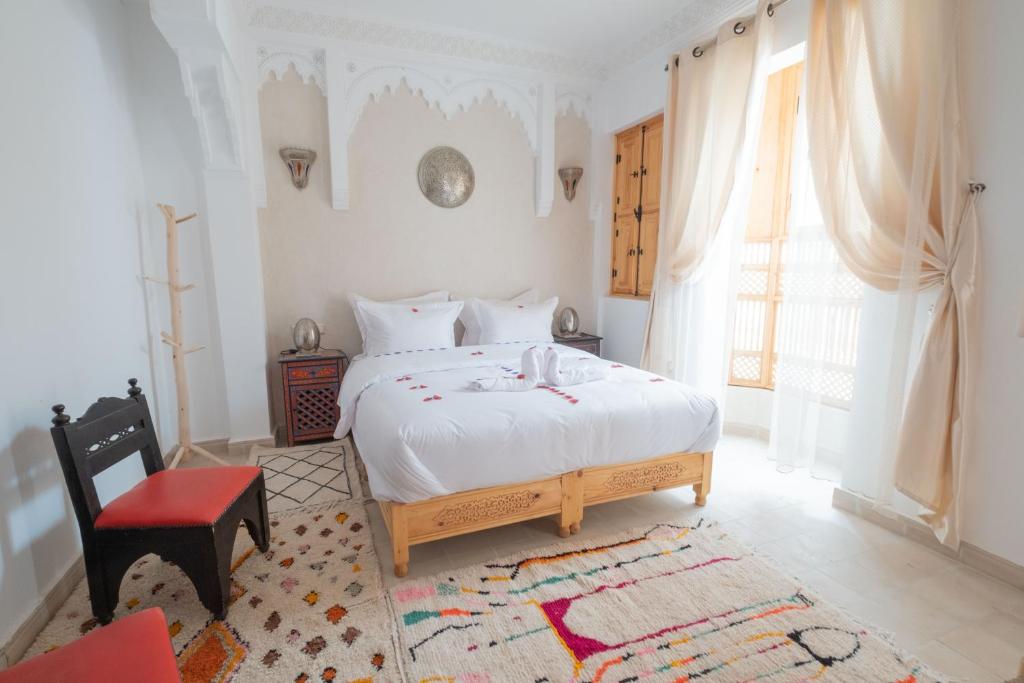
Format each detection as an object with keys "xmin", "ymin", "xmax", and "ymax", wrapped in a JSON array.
[
  {"xmin": 959, "ymin": 0, "xmax": 1024, "ymax": 566},
  {"xmin": 0, "ymin": 0, "xmax": 158, "ymax": 648},
  {"xmin": 590, "ymin": 48, "xmax": 661, "ymax": 365},
  {"xmin": 0, "ymin": 0, "xmax": 226, "ymax": 650},
  {"xmin": 122, "ymin": 2, "xmax": 230, "ymax": 446}
]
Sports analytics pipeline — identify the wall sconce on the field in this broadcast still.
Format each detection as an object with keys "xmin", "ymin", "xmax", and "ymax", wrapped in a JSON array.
[
  {"xmin": 279, "ymin": 147, "xmax": 317, "ymax": 189},
  {"xmin": 558, "ymin": 167, "xmax": 583, "ymax": 201}
]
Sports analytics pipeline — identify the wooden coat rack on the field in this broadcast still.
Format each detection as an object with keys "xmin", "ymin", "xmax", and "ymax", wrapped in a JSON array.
[{"xmin": 150, "ymin": 204, "xmax": 227, "ymax": 469}]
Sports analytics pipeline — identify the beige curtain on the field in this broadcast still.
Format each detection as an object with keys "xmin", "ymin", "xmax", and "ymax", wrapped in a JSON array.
[
  {"xmin": 807, "ymin": 0, "xmax": 978, "ymax": 545},
  {"xmin": 642, "ymin": 1, "xmax": 773, "ymax": 377}
]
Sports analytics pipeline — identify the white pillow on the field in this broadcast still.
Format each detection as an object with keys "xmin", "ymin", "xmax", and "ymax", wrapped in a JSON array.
[
  {"xmin": 355, "ymin": 300, "xmax": 463, "ymax": 356},
  {"xmin": 348, "ymin": 290, "xmax": 449, "ymax": 348},
  {"xmin": 476, "ymin": 297, "xmax": 558, "ymax": 345},
  {"xmin": 459, "ymin": 289, "xmax": 538, "ymax": 346}
]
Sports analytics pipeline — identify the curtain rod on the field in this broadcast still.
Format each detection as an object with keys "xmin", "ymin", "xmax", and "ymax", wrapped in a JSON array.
[{"xmin": 664, "ymin": 0, "xmax": 792, "ymax": 71}]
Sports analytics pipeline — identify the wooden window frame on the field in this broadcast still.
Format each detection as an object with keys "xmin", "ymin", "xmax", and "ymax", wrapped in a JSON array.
[{"xmin": 728, "ymin": 62, "xmax": 803, "ymax": 390}]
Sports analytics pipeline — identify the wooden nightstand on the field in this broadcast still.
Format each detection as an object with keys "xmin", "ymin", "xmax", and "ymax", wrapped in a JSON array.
[
  {"xmin": 278, "ymin": 350, "xmax": 347, "ymax": 447},
  {"xmin": 553, "ymin": 333, "xmax": 602, "ymax": 357}
]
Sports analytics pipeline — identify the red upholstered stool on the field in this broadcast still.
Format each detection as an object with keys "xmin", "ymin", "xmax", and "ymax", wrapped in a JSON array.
[
  {"xmin": 50, "ymin": 380, "xmax": 270, "ymax": 624},
  {"xmin": 95, "ymin": 467, "xmax": 261, "ymax": 529},
  {"xmin": 0, "ymin": 608, "xmax": 180, "ymax": 683}
]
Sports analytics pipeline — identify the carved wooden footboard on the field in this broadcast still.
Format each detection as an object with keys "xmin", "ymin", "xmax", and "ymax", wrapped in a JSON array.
[{"xmin": 378, "ymin": 450, "xmax": 712, "ymax": 577}]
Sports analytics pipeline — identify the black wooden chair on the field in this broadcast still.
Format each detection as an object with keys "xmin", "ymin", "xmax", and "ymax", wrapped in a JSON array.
[{"xmin": 50, "ymin": 379, "xmax": 270, "ymax": 624}]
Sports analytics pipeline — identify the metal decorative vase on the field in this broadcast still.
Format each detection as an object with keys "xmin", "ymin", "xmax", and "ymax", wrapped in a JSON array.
[
  {"xmin": 557, "ymin": 307, "xmax": 580, "ymax": 336},
  {"xmin": 292, "ymin": 318, "xmax": 321, "ymax": 353}
]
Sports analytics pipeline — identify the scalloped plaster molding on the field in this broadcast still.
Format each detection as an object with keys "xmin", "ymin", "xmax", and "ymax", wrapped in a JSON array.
[
  {"xmin": 258, "ymin": 45, "xmax": 557, "ymax": 216},
  {"xmin": 346, "ymin": 64, "xmax": 539, "ymax": 150},
  {"xmin": 257, "ymin": 45, "xmax": 326, "ymax": 94},
  {"xmin": 248, "ymin": 4, "xmax": 606, "ymax": 81},
  {"xmin": 555, "ymin": 90, "xmax": 593, "ymax": 124}
]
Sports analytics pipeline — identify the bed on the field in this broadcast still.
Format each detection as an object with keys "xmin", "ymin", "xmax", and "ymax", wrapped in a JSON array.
[{"xmin": 334, "ymin": 342, "xmax": 721, "ymax": 576}]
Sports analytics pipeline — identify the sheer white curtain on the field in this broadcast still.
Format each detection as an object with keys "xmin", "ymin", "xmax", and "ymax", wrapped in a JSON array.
[
  {"xmin": 768, "ymin": 106, "xmax": 864, "ymax": 478},
  {"xmin": 642, "ymin": 1, "xmax": 774, "ymax": 405},
  {"xmin": 806, "ymin": 0, "xmax": 978, "ymax": 546}
]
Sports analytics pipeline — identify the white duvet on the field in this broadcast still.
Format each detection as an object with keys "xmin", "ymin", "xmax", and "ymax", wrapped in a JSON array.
[{"xmin": 334, "ymin": 343, "xmax": 721, "ymax": 503}]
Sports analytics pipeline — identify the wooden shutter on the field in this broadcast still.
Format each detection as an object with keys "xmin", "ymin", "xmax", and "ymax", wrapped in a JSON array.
[
  {"xmin": 611, "ymin": 215, "xmax": 639, "ymax": 295},
  {"xmin": 611, "ymin": 126, "xmax": 641, "ymax": 295},
  {"xmin": 616, "ymin": 128, "xmax": 643, "ymax": 220},
  {"xmin": 610, "ymin": 114, "xmax": 664, "ymax": 298},
  {"xmin": 636, "ymin": 115, "xmax": 663, "ymax": 297},
  {"xmin": 729, "ymin": 62, "xmax": 803, "ymax": 388}
]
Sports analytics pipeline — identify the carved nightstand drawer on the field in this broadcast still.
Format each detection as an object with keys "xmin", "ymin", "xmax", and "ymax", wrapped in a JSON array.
[{"xmin": 287, "ymin": 364, "xmax": 338, "ymax": 382}]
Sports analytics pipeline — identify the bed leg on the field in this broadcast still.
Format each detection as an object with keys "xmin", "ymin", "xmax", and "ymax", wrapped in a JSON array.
[
  {"xmin": 693, "ymin": 452, "xmax": 713, "ymax": 506},
  {"xmin": 559, "ymin": 470, "xmax": 583, "ymax": 538},
  {"xmin": 390, "ymin": 503, "xmax": 409, "ymax": 577}
]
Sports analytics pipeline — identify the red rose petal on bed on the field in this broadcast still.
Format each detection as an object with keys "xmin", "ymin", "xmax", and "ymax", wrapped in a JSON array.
[
  {"xmin": 569, "ymin": 399, "xmax": 579, "ymax": 404},
  {"xmin": 516, "ymin": 373, "xmax": 525, "ymax": 379},
  {"xmin": 411, "ymin": 307, "xmax": 419, "ymax": 313},
  {"xmin": 432, "ymin": 395, "xmax": 442, "ymax": 400},
  {"xmin": 422, "ymin": 397, "xmax": 433, "ymax": 402},
  {"xmin": 611, "ymin": 364, "xmax": 623, "ymax": 368},
  {"xmin": 470, "ymin": 351, "xmax": 484, "ymax": 356},
  {"xmin": 650, "ymin": 378, "xmax": 665, "ymax": 382},
  {"xmin": 517, "ymin": 305, "xmax": 524, "ymax": 309}
]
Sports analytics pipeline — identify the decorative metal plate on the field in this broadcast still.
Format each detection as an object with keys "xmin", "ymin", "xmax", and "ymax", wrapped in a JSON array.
[{"xmin": 417, "ymin": 146, "xmax": 474, "ymax": 208}]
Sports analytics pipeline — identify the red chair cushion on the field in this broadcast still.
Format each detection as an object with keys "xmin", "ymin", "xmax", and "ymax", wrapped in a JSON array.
[
  {"xmin": 0, "ymin": 608, "xmax": 179, "ymax": 683},
  {"xmin": 95, "ymin": 466, "xmax": 260, "ymax": 529}
]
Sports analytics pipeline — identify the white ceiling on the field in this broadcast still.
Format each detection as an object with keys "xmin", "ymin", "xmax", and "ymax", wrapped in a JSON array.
[
  {"xmin": 317, "ymin": 0, "xmax": 690, "ymax": 62},
  {"xmin": 265, "ymin": 0, "xmax": 739, "ymax": 77}
]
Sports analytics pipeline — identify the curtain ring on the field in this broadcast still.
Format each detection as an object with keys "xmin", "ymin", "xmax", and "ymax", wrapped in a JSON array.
[
  {"xmin": 767, "ymin": 2, "xmax": 776, "ymax": 17},
  {"xmin": 692, "ymin": 45, "xmax": 704, "ymax": 58},
  {"xmin": 734, "ymin": 21, "xmax": 746, "ymax": 35},
  {"xmin": 969, "ymin": 181, "xmax": 986, "ymax": 194}
]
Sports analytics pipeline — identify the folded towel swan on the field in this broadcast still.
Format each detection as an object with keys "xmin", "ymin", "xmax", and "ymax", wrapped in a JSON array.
[
  {"xmin": 468, "ymin": 347, "xmax": 543, "ymax": 391},
  {"xmin": 468, "ymin": 347, "xmax": 609, "ymax": 391},
  {"xmin": 542, "ymin": 347, "xmax": 609, "ymax": 387}
]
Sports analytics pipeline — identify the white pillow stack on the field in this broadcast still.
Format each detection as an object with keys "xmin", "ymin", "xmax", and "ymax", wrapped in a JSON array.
[
  {"xmin": 458, "ymin": 289, "xmax": 537, "ymax": 346},
  {"xmin": 354, "ymin": 300, "xmax": 463, "ymax": 356},
  {"xmin": 346, "ymin": 288, "xmax": 557, "ymax": 354},
  {"xmin": 475, "ymin": 297, "xmax": 559, "ymax": 345}
]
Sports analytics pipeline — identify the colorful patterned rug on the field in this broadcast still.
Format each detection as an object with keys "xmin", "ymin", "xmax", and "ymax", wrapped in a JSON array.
[
  {"xmin": 248, "ymin": 440, "xmax": 362, "ymax": 513},
  {"xmin": 391, "ymin": 519, "xmax": 943, "ymax": 682},
  {"xmin": 24, "ymin": 499, "xmax": 399, "ymax": 681}
]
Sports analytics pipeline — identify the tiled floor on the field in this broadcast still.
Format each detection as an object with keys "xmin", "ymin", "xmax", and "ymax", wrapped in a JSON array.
[{"xmin": 203, "ymin": 435, "xmax": 1024, "ymax": 681}]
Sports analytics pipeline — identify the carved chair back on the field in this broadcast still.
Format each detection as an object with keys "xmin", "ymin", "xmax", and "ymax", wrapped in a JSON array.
[{"xmin": 50, "ymin": 379, "xmax": 165, "ymax": 536}]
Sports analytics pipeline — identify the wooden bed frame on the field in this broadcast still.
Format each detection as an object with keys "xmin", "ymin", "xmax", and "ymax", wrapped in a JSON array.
[{"xmin": 377, "ymin": 450, "xmax": 712, "ymax": 576}]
